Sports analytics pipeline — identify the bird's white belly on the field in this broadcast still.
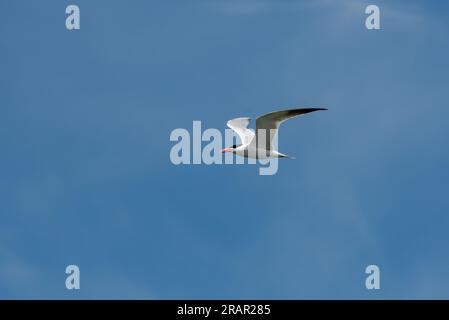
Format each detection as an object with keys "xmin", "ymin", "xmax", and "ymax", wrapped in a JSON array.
[{"xmin": 235, "ymin": 146, "xmax": 279, "ymax": 159}]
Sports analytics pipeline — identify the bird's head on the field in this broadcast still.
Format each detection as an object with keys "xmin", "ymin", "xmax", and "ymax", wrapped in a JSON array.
[{"xmin": 221, "ymin": 144, "xmax": 239, "ymax": 153}]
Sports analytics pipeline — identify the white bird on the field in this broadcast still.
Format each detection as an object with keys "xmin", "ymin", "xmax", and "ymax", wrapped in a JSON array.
[{"xmin": 221, "ymin": 108, "xmax": 327, "ymax": 159}]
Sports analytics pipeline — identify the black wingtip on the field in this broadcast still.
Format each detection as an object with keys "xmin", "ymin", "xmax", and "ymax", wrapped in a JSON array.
[{"xmin": 299, "ymin": 107, "xmax": 328, "ymax": 113}]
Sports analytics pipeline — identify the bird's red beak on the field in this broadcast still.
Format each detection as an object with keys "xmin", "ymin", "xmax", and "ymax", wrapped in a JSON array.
[{"xmin": 221, "ymin": 148, "xmax": 233, "ymax": 153}]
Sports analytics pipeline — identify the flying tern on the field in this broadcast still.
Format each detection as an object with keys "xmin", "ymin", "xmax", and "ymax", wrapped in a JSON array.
[{"xmin": 221, "ymin": 108, "xmax": 327, "ymax": 159}]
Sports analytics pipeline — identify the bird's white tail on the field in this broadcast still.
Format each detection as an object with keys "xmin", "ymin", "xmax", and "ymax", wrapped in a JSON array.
[{"xmin": 278, "ymin": 152, "xmax": 295, "ymax": 159}]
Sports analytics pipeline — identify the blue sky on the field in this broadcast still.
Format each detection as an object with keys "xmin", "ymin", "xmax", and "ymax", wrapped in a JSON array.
[{"xmin": 1, "ymin": 0, "xmax": 449, "ymax": 299}]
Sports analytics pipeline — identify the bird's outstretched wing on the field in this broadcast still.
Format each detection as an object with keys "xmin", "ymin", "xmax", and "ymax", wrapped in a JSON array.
[
  {"xmin": 254, "ymin": 108, "xmax": 327, "ymax": 150},
  {"xmin": 226, "ymin": 117, "xmax": 255, "ymax": 146}
]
